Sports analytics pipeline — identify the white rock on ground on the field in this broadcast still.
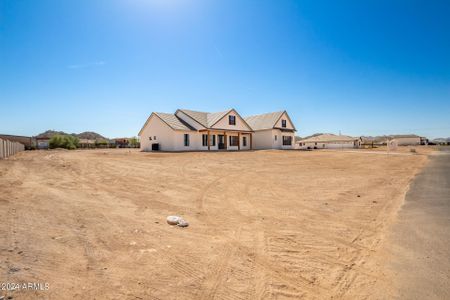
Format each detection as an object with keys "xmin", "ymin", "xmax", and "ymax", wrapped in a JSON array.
[{"xmin": 166, "ymin": 216, "xmax": 182, "ymax": 225}]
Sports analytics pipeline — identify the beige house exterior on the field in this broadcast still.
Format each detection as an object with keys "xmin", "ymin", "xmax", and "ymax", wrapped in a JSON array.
[
  {"xmin": 297, "ymin": 134, "xmax": 361, "ymax": 150},
  {"xmin": 139, "ymin": 109, "xmax": 296, "ymax": 151}
]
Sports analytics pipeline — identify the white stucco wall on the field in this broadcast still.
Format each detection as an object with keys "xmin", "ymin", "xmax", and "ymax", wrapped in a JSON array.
[
  {"xmin": 395, "ymin": 137, "xmax": 421, "ymax": 146},
  {"xmin": 139, "ymin": 115, "xmax": 176, "ymax": 151},
  {"xmin": 251, "ymin": 129, "xmax": 294, "ymax": 150},
  {"xmin": 297, "ymin": 141, "xmax": 358, "ymax": 150},
  {"xmin": 211, "ymin": 110, "xmax": 252, "ymax": 131},
  {"xmin": 274, "ymin": 112, "xmax": 295, "ymax": 130},
  {"xmin": 252, "ymin": 130, "xmax": 273, "ymax": 149}
]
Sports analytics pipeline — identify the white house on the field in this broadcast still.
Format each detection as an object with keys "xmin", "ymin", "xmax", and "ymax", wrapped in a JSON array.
[
  {"xmin": 244, "ymin": 111, "xmax": 296, "ymax": 150},
  {"xmin": 296, "ymin": 133, "xmax": 361, "ymax": 150},
  {"xmin": 138, "ymin": 108, "xmax": 296, "ymax": 151}
]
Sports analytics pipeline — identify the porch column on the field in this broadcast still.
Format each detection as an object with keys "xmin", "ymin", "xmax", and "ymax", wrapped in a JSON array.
[
  {"xmin": 238, "ymin": 132, "xmax": 240, "ymax": 150},
  {"xmin": 224, "ymin": 131, "xmax": 227, "ymax": 149},
  {"xmin": 207, "ymin": 130, "xmax": 210, "ymax": 151},
  {"xmin": 250, "ymin": 133, "xmax": 253, "ymax": 150}
]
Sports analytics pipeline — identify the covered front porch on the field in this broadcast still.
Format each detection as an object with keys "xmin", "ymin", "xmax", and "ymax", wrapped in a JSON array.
[{"xmin": 199, "ymin": 129, "xmax": 253, "ymax": 151}]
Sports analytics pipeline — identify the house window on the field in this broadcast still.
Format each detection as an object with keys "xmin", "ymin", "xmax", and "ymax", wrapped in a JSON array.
[
  {"xmin": 243, "ymin": 136, "xmax": 247, "ymax": 147},
  {"xmin": 281, "ymin": 120, "xmax": 287, "ymax": 128},
  {"xmin": 211, "ymin": 135, "xmax": 216, "ymax": 146},
  {"xmin": 274, "ymin": 135, "xmax": 277, "ymax": 141},
  {"xmin": 149, "ymin": 137, "xmax": 152, "ymax": 141},
  {"xmin": 184, "ymin": 134, "xmax": 190, "ymax": 147},
  {"xmin": 282, "ymin": 136, "xmax": 292, "ymax": 146},
  {"xmin": 202, "ymin": 134, "xmax": 208, "ymax": 147},
  {"xmin": 229, "ymin": 115, "xmax": 236, "ymax": 125},
  {"xmin": 154, "ymin": 136, "xmax": 156, "ymax": 140},
  {"xmin": 229, "ymin": 136, "xmax": 239, "ymax": 146}
]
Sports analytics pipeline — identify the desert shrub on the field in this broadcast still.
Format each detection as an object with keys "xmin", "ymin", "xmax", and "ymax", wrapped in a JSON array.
[
  {"xmin": 129, "ymin": 136, "xmax": 139, "ymax": 148},
  {"xmin": 49, "ymin": 135, "xmax": 79, "ymax": 150},
  {"xmin": 95, "ymin": 139, "xmax": 108, "ymax": 148}
]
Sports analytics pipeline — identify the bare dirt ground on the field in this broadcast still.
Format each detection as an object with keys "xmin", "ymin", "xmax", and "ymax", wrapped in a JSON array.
[{"xmin": 0, "ymin": 149, "xmax": 428, "ymax": 299}]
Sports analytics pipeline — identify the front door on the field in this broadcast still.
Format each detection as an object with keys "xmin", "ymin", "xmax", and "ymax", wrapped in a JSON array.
[{"xmin": 218, "ymin": 135, "xmax": 225, "ymax": 149}]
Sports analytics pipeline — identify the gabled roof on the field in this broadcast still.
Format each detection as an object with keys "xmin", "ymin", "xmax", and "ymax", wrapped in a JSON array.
[
  {"xmin": 300, "ymin": 134, "xmax": 358, "ymax": 143},
  {"xmin": 244, "ymin": 110, "xmax": 296, "ymax": 131},
  {"xmin": 154, "ymin": 112, "xmax": 196, "ymax": 131},
  {"xmin": 177, "ymin": 108, "xmax": 253, "ymax": 130},
  {"xmin": 138, "ymin": 112, "xmax": 195, "ymax": 136},
  {"xmin": 177, "ymin": 109, "xmax": 231, "ymax": 128}
]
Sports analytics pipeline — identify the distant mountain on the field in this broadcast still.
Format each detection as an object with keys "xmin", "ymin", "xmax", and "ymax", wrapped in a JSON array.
[
  {"xmin": 75, "ymin": 131, "xmax": 107, "ymax": 140},
  {"xmin": 35, "ymin": 130, "xmax": 71, "ymax": 139},
  {"xmin": 301, "ymin": 133, "xmax": 326, "ymax": 140},
  {"xmin": 35, "ymin": 130, "xmax": 108, "ymax": 140}
]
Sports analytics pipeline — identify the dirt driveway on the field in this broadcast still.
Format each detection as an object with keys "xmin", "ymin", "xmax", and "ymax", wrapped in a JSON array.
[{"xmin": 0, "ymin": 149, "xmax": 427, "ymax": 299}]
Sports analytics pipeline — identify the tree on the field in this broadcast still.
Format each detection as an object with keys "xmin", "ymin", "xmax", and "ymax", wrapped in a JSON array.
[
  {"xmin": 49, "ymin": 135, "xmax": 79, "ymax": 150},
  {"xmin": 129, "ymin": 136, "xmax": 139, "ymax": 148}
]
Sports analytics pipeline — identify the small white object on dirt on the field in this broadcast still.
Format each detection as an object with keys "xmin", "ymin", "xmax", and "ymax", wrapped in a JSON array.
[
  {"xmin": 177, "ymin": 219, "xmax": 189, "ymax": 227},
  {"xmin": 166, "ymin": 216, "xmax": 182, "ymax": 225}
]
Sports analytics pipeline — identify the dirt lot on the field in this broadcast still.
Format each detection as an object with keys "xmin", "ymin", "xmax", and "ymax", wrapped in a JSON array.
[{"xmin": 0, "ymin": 149, "xmax": 428, "ymax": 299}]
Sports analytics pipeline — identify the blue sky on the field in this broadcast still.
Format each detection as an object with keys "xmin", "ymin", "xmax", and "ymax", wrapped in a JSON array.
[{"xmin": 1, "ymin": 0, "xmax": 449, "ymax": 138}]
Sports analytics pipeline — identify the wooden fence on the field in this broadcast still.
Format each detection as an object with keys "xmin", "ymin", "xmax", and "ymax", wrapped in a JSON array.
[{"xmin": 0, "ymin": 138, "xmax": 25, "ymax": 159}]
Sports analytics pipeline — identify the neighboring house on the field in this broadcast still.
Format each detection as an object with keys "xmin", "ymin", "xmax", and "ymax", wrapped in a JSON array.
[
  {"xmin": 388, "ymin": 135, "xmax": 423, "ymax": 146},
  {"xmin": 35, "ymin": 137, "xmax": 51, "ymax": 149},
  {"xmin": 138, "ymin": 108, "xmax": 296, "ymax": 151},
  {"xmin": 244, "ymin": 111, "xmax": 296, "ymax": 150},
  {"xmin": 78, "ymin": 139, "xmax": 96, "ymax": 149},
  {"xmin": 297, "ymin": 134, "xmax": 361, "ymax": 150},
  {"xmin": 114, "ymin": 138, "xmax": 131, "ymax": 148}
]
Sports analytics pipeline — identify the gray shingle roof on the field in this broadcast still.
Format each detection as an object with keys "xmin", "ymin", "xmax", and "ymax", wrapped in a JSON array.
[
  {"xmin": 178, "ymin": 109, "xmax": 230, "ymax": 128},
  {"xmin": 154, "ymin": 112, "xmax": 196, "ymax": 131},
  {"xmin": 244, "ymin": 111, "xmax": 284, "ymax": 131}
]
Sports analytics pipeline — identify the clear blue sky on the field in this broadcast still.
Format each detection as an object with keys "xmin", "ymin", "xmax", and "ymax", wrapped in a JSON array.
[{"xmin": 1, "ymin": 0, "xmax": 449, "ymax": 138}]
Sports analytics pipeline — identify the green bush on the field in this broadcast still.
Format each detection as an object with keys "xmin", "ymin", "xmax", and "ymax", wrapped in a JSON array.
[
  {"xmin": 129, "ymin": 136, "xmax": 139, "ymax": 148},
  {"xmin": 49, "ymin": 135, "xmax": 79, "ymax": 150}
]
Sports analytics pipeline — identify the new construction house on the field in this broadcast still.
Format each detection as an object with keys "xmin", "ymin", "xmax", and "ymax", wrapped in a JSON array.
[{"xmin": 138, "ymin": 109, "xmax": 296, "ymax": 151}]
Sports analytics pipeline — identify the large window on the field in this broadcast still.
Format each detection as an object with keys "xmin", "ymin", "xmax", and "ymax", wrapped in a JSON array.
[
  {"xmin": 282, "ymin": 136, "xmax": 292, "ymax": 146},
  {"xmin": 243, "ymin": 136, "xmax": 247, "ymax": 147},
  {"xmin": 211, "ymin": 135, "xmax": 216, "ymax": 146},
  {"xmin": 202, "ymin": 134, "xmax": 208, "ymax": 147},
  {"xmin": 229, "ymin": 115, "xmax": 236, "ymax": 125},
  {"xmin": 281, "ymin": 119, "xmax": 287, "ymax": 128},
  {"xmin": 184, "ymin": 134, "xmax": 190, "ymax": 147},
  {"xmin": 229, "ymin": 136, "xmax": 239, "ymax": 146}
]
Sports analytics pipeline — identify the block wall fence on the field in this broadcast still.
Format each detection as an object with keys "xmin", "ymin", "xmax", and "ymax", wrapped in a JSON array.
[{"xmin": 0, "ymin": 138, "xmax": 25, "ymax": 159}]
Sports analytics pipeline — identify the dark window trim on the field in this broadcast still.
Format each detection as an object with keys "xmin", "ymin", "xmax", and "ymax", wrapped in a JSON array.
[
  {"xmin": 282, "ymin": 135, "xmax": 292, "ymax": 146},
  {"xmin": 243, "ymin": 136, "xmax": 247, "ymax": 147},
  {"xmin": 229, "ymin": 115, "xmax": 236, "ymax": 125},
  {"xmin": 184, "ymin": 134, "xmax": 190, "ymax": 147},
  {"xmin": 229, "ymin": 136, "xmax": 239, "ymax": 146},
  {"xmin": 281, "ymin": 119, "xmax": 287, "ymax": 128}
]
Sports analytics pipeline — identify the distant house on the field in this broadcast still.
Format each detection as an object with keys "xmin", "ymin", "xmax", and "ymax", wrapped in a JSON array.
[
  {"xmin": 388, "ymin": 135, "xmax": 424, "ymax": 146},
  {"xmin": 114, "ymin": 138, "xmax": 129, "ymax": 148},
  {"xmin": 35, "ymin": 137, "xmax": 51, "ymax": 149},
  {"xmin": 297, "ymin": 134, "xmax": 361, "ymax": 150},
  {"xmin": 138, "ymin": 108, "xmax": 296, "ymax": 151},
  {"xmin": 78, "ymin": 139, "xmax": 96, "ymax": 149}
]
